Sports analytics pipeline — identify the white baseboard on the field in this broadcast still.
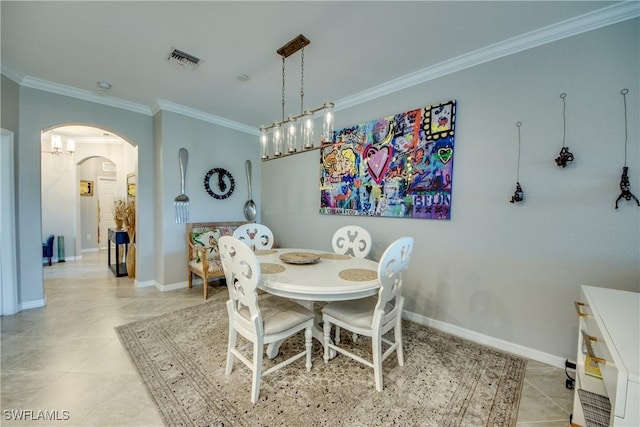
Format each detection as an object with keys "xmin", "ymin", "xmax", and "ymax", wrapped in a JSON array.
[
  {"xmin": 156, "ymin": 281, "xmax": 189, "ymax": 292},
  {"xmin": 402, "ymin": 310, "xmax": 565, "ymax": 368},
  {"xmin": 134, "ymin": 279, "xmax": 156, "ymax": 288},
  {"xmin": 19, "ymin": 299, "xmax": 46, "ymax": 311}
]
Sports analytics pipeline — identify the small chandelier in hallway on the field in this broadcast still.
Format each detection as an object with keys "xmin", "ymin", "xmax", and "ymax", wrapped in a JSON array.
[{"xmin": 49, "ymin": 134, "xmax": 75, "ymax": 155}]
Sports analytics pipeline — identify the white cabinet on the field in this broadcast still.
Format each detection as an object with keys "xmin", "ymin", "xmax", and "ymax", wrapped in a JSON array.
[{"xmin": 572, "ymin": 286, "xmax": 639, "ymax": 427}]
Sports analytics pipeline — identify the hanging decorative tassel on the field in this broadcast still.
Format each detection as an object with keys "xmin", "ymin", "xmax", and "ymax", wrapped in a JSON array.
[
  {"xmin": 510, "ymin": 121, "xmax": 525, "ymax": 204},
  {"xmin": 615, "ymin": 89, "xmax": 639, "ymax": 209},
  {"xmin": 555, "ymin": 93, "xmax": 575, "ymax": 167}
]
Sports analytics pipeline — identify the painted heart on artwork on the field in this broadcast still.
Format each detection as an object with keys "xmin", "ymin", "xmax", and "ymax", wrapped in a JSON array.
[
  {"xmin": 364, "ymin": 144, "xmax": 393, "ymax": 184},
  {"xmin": 437, "ymin": 147, "xmax": 453, "ymax": 164}
]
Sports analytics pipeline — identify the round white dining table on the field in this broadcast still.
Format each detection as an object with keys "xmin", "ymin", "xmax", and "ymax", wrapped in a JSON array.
[
  {"xmin": 256, "ymin": 248, "xmax": 380, "ymax": 301},
  {"xmin": 254, "ymin": 248, "xmax": 381, "ymax": 358}
]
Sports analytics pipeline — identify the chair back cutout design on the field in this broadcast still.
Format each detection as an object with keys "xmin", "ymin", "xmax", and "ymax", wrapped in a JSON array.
[
  {"xmin": 233, "ymin": 223, "xmax": 274, "ymax": 251},
  {"xmin": 375, "ymin": 236, "xmax": 413, "ymax": 328},
  {"xmin": 332, "ymin": 225, "xmax": 372, "ymax": 258},
  {"xmin": 219, "ymin": 235, "xmax": 261, "ymax": 331}
]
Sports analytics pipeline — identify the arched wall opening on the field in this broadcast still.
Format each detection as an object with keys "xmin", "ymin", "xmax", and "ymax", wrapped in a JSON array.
[{"xmin": 41, "ymin": 124, "xmax": 138, "ymax": 264}]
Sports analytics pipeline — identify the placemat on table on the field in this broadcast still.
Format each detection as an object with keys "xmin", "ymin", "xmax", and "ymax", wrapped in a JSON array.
[
  {"xmin": 339, "ymin": 268, "xmax": 377, "ymax": 281},
  {"xmin": 260, "ymin": 263, "xmax": 285, "ymax": 274},
  {"xmin": 319, "ymin": 253, "xmax": 351, "ymax": 260},
  {"xmin": 254, "ymin": 249, "xmax": 277, "ymax": 255}
]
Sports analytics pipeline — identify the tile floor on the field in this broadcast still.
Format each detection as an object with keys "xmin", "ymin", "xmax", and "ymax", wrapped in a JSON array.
[{"xmin": 1, "ymin": 251, "xmax": 575, "ymax": 426}]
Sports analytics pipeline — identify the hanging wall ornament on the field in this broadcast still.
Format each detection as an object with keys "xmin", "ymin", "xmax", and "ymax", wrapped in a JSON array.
[
  {"xmin": 615, "ymin": 89, "xmax": 639, "ymax": 209},
  {"xmin": 510, "ymin": 122, "xmax": 525, "ymax": 204},
  {"xmin": 555, "ymin": 93, "xmax": 574, "ymax": 167}
]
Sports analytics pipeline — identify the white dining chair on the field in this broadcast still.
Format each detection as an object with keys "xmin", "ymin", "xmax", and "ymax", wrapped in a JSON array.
[
  {"xmin": 331, "ymin": 225, "xmax": 373, "ymax": 343},
  {"xmin": 218, "ymin": 236, "xmax": 313, "ymax": 404},
  {"xmin": 233, "ymin": 223, "xmax": 274, "ymax": 251},
  {"xmin": 322, "ymin": 236, "xmax": 413, "ymax": 392},
  {"xmin": 331, "ymin": 225, "xmax": 372, "ymax": 258}
]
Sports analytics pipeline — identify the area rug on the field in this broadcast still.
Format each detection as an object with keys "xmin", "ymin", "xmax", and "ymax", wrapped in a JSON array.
[{"xmin": 115, "ymin": 300, "xmax": 526, "ymax": 427}]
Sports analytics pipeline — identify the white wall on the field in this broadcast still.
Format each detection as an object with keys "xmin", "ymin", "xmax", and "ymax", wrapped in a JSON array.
[{"xmin": 261, "ymin": 19, "xmax": 640, "ymax": 361}]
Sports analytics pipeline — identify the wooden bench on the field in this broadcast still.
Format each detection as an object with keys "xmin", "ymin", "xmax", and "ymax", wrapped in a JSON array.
[{"xmin": 186, "ymin": 221, "xmax": 248, "ymax": 299}]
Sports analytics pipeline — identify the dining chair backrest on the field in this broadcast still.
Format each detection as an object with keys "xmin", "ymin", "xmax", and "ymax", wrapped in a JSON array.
[
  {"xmin": 233, "ymin": 223, "xmax": 274, "ymax": 251},
  {"xmin": 219, "ymin": 235, "xmax": 261, "ymax": 328},
  {"xmin": 374, "ymin": 236, "xmax": 413, "ymax": 328},
  {"xmin": 332, "ymin": 225, "xmax": 372, "ymax": 258}
]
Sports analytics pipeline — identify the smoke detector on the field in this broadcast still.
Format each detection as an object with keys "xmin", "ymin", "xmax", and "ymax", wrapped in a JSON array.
[
  {"xmin": 167, "ymin": 48, "xmax": 200, "ymax": 70},
  {"xmin": 96, "ymin": 81, "xmax": 112, "ymax": 94}
]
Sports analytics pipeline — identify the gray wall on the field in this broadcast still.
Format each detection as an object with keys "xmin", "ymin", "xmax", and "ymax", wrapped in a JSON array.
[
  {"xmin": 261, "ymin": 20, "xmax": 640, "ymax": 360},
  {"xmin": 156, "ymin": 110, "xmax": 259, "ymax": 287},
  {"xmin": 13, "ymin": 88, "xmax": 153, "ymax": 304}
]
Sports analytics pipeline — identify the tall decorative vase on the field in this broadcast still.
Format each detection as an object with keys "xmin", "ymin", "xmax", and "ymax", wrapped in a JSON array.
[{"xmin": 126, "ymin": 233, "xmax": 136, "ymax": 278}]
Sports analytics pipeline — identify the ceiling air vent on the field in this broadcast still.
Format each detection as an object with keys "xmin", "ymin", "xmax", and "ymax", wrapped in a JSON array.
[{"xmin": 167, "ymin": 48, "xmax": 200, "ymax": 70}]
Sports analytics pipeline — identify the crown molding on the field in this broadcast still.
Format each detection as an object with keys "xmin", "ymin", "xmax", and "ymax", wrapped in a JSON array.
[
  {"xmin": 335, "ymin": 1, "xmax": 640, "ymax": 111},
  {"xmin": 154, "ymin": 100, "xmax": 260, "ymax": 136},
  {"xmin": 18, "ymin": 74, "xmax": 153, "ymax": 116}
]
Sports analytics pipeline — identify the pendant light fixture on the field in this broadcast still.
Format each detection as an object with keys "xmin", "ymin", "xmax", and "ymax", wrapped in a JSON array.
[
  {"xmin": 260, "ymin": 34, "xmax": 334, "ymax": 160},
  {"xmin": 49, "ymin": 134, "xmax": 75, "ymax": 155}
]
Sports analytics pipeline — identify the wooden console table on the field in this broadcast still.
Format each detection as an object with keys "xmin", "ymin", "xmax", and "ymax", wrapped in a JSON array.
[{"xmin": 108, "ymin": 228, "xmax": 129, "ymax": 277}]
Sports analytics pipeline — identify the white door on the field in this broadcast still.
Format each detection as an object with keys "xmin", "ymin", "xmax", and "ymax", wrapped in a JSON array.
[{"xmin": 97, "ymin": 177, "xmax": 118, "ymax": 250}]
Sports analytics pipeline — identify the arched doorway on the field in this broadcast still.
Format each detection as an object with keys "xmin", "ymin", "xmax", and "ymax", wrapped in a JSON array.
[{"xmin": 40, "ymin": 125, "xmax": 137, "ymax": 264}]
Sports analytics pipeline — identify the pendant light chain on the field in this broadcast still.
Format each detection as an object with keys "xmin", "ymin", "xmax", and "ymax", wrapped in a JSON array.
[
  {"xmin": 300, "ymin": 47, "xmax": 305, "ymax": 115},
  {"xmin": 621, "ymin": 88, "xmax": 629, "ymax": 167},
  {"xmin": 281, "ymin": 56, "xmax": 286, "ymax": 123}
]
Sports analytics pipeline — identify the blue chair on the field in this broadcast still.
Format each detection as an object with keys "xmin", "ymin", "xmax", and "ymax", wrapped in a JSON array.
[{"xmin": 43, "ymin": 234, "xmax": 55, "ymax": 266}]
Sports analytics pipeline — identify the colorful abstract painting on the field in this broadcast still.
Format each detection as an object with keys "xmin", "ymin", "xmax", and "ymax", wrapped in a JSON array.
[{"xmin": 320, "ymin": 100, "xmax": 456, "ymax": 219}]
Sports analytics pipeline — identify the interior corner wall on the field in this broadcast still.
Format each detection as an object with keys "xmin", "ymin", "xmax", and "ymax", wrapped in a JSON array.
[
  {"xmin": 153, "ymin": 112, "xmax": 165, "ymax": 286},
  {"xmin": 15, "ymin": 88, "xmax": 153, "ymax": 306},
  {"xmin": 156, "ymin": 110, "xmax": 260, "ymax": 287},
  {"xmin": 261, "ymin": 19, "xmax": 640, "ymax": 360},
  {"xmin": 1, "ymin": 75, "xmax": 19, "ymax": 134}
]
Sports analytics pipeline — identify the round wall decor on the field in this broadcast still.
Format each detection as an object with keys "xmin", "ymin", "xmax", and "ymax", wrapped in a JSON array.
[{"xmin": 203, "ymin": 168, "xmax": 235, "ymax": 200}]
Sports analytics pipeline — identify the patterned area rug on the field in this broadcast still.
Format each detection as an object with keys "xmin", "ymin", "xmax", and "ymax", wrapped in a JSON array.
[{"xmin": 116, "ymin": 300, "xmax": 526, "ymax": 426}]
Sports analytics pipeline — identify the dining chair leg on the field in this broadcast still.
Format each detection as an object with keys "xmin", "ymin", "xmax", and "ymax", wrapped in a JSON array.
[
  {"xmin": 395, "ymin": 317, "xmax": 404, "ymax": 366},
  {"xmin": 335, "ymin": 326, "xmax": 341, "ymax": 344},
  {"xmin": 251, "ymin": 340, "xmax": 263, "ymax": 404},
  {"xmin": 372, "ymin": 334, "xmax": 383, "ymax": 392},
  {"xmin": 225, "ymin": 328, "xmax": 237, "ymax": 375},
  {"xmin": 305, "ymin": 327, "xmax": 313, "ymax": 371},
  {"xmin": 323, "ymin": 320, "xmax": 332, "ymax": 363}
]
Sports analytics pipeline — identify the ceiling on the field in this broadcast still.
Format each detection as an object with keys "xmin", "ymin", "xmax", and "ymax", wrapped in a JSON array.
[{"xmin": 1, "ymin": 1, "xmax": 632, "ymax": 135}]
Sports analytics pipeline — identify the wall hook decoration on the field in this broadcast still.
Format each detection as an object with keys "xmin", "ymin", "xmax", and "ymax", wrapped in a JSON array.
[
  {"xmin": 510, "ymin": 122, "xmax": 525, "ymax": 203},
  {"xmin": 615, "ymin": 89, "xmax": 639, "ymax": 209},
  {"xmin": 555, "ymin": 93, "xmax": 574, "ymax": 167}
]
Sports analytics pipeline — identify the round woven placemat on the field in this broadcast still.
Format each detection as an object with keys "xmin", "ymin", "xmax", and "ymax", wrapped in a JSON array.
[
  {"xmin": 318, "ymin": 253, "xmax": 351, "ymax": 260},
  {"xmin": 260, "ymin": 263, "xmax": 285, "ymax": 274},
  {"xmin": 254, "ymin": 249, "xmax": 277, "ymax": 256},
  {"xmin": 339, "ymin": 268, "xmax": 377, "ymax": 282}
]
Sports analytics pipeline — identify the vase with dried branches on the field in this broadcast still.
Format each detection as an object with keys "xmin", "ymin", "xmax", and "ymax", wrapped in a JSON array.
[
  {"xmin": 113, "ymin": 199, "xmax": 126, "ymax": 230},
  {"xmin": 123, "ymin": 200, "xmax": 136, "ymax": 278}
]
